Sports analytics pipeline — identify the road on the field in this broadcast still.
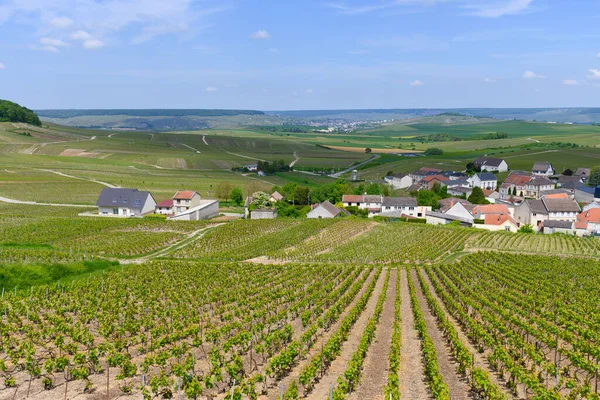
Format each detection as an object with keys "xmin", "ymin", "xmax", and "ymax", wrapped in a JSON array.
[
  {"xmin": 289, "ymin": 151, "xmax": 300, "ymax": 168},
  {"xmin": 329, "ymin": 154, "xmax": 380, "ymax": 178}
]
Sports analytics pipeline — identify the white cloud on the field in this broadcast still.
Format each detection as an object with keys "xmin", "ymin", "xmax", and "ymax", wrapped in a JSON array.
[
  {"xmin": 70, "ymin": 30, "xmax": 92, "ymax": 41},
  {"xmin": 0, "ymin": 1, "xmax": 228, "ymax": 48},
  {"xmin": 50, "ymin": 16, "xmax": 73, "ymax": 29},
  {"xmin": 563, "ymin": 79, "xmax": 579, "ymax": 85},
  {"xmin": 83, "ymin": 39, "xmax": 104, "ymax": 49},
  {"xmin": 483, "ymin": 77, "xmax": 496, "ymax": 83},
  {"xmin": 325, "ymin": 2, "xmax": 390, "ymax": 15},
  {"xmin": 463, "ymin": 0, "xmax": 534, "ymax": 18},
  {"xmin": 597, "ymin": 52, "xmax": 600, "ymax": 58},
  {"xmin": 206, "ymin": 86, "xmax": 218, "ymax": 92},
  {"xmin": 588, "ymin": 69, "xmax": 600, "ymax": 79},
  {"xmin": 250, "ymin": 30, "xmax": 270, "ymax": 40},
  {"xmin": 409, "ymin": 80, "xmax": 424, "ymax": 86},
  {"xmin": 523, "ymin": 70, "xmax": 544, "ymax": 79},
  {"xmin": 40, "ymin": 38, "xmax": 68, "ymax": 47},
  {"xmin": 41, "ymin": 45, "xmax": 60, "ymax": 53},
  {"xmin": 0, "ymin": 63, "xmax": 5, "ymax": 70},
  {"xmin": 306, "ymin": 89, "xmax": 314, "ymax": 94}
]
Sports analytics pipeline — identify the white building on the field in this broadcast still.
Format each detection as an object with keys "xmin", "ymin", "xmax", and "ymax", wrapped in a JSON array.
[
  {"xmin": 474, "ymin": 157, "xmax": 508, "ymax": 173},
  {"xmin": 384, "ymin": 173, "xmax": 413, "ymax": 189},
  {"xmin": 96, "ymin": 188, "xmax": 156, "ymax": 217},
  {"xmin": 469, "ymin": 172, "xmax": 498, "ymax": 190},
  {"xmin": 532, "ymin": 162, "xmax": 555, "ymax": 176},
  {"xmin": 307, "ymin": 201, "xmax": 349, "ymax": 219}
]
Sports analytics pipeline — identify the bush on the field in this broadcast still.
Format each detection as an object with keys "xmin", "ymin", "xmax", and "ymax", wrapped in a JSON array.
[
  {"xmin": 144, "ymin": 213, "xmax": 167, "ymax": 220},
  {"xmin": 518, "ymin": 224, "xmax": 534, "ymax": 234}
]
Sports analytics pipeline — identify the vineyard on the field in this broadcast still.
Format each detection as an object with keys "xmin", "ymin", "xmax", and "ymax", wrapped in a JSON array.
[{"xmin": 2, "ymin": 216, "xmax": 600, "ymax": 399}]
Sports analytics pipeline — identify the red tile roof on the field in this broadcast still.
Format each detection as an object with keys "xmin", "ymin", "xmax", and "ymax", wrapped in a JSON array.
[
  {"xmin": 422, "ymin": 174, "xmax": 449, "ymax": 183},
  {"xmin": 577, "ymin": 209, "xmax": 600, "ymax": 224},
  {"xmin": 484, "ymin": 213, "xmax": 517, "ymax": 226},
  {"xmin": 544, "ymin": 193, "xmax": 569, "ymax": 199},
  {"xmin": 157, "ymin": 199, "xmax": 173, "ymax": 208},
  {"xmin": 342, "ymin": 195, "xmax": 363, "ymax": 203},
  {"xmin": 473, "ymin": 204, "xmax": 510, "ymax": 215},
  {"xmin": 173, "ymin": 191, "xmax": 197, "ymax": 200}
]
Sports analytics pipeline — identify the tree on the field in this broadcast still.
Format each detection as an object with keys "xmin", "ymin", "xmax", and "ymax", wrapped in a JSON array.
[
  {"xmin": 468, "ymin": 187, "xmax": 488, "ymax": 204},
  {"xmin": 365, "ymin": 182, "xmax": 381, "ymax": 195},
  {"xmin": 589, "ymin": 166, "xmax": 600, "ymax": 187},
  {"xmin": 518, "ymin": 224, "xmax": 534, "ymax": 234},
  {"xmin": 250, "ymin": 192, "xmax": 271, "ymax": 209},
  {"xmin": 512, "ymin": 186, "xmax": 517, "ymax": 196},
  {"xmin": 216, "ymin": 182, "xmax": 232, "ymax": 201},
  {"xmin": 563, "ymin": 169, "xmax": 574, "ymax": 176},
  {"xmin": 230, "ymin": 187, "xmax": 243, "ymax": 206},
  {"xmin": 424, "ymin": 148, "xmax": 444, "ymax": 156},
  {"xmin": 0, "ymin": 100, "xmax": 41, "ymax": 126},
  {"xmin": 365, "ymin": 148, "xmax": 372, "ymax": 153},
  {"xmin": 292, "ymin": 186, "xmax": 310, "ymax": 205},
  {"xmin": 417, "ymin": 190, "xmax": 440, "ymax": 209}
]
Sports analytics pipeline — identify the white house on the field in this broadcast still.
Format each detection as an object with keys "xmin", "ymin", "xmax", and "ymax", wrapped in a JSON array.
[
  {"xmin": 269, "ymin": 191, "xmax": 284, "ymax": 203},
  {"xmin": 96, "ymin": 188, "xmax": 156, "ymax": 217},
  {"xmin": 514, "ymin": 194, "xmax": 580, "ymax": 231},
  {"xmin": 532, "ymin": 162, "xmax": 555, "ymax": 176},
  {"xmin": 542, "ymin": 220, "xmax": 574, "ymax": 235},
  {"xmin": 444, "ymin": 202, "xmax": 475, "ymax": 224},
  {"xmin": 378, "ymin": 197, "xmax": 430, "ymax": 218},
  {"xmin": 524, "ymin": 176, "xmax": 554, "ymax": 199},
  {"xmin": 169, "ymin": 200, "xmax": 219, "ymax": 221},
  {"xmin": 307, "ymin": 201, "xmax": 349, "ymax": 219},
  {"xmin": 474, "ymin": 214, "xmax": 519, "ymax": 232},
  {"xmin": 155, "ymin": 199, "xmax": 173, "ymax": 215},
  {"xmin": 469, "ymin": 172, "xmax": 498, "ymax": 190},
  {"xmin": 384, "ymin": 173, "xmax": 413, "ymax": 189},
  {"xmin": 474, "ymin": 157, "xmax": 508, "ymax": 173}
]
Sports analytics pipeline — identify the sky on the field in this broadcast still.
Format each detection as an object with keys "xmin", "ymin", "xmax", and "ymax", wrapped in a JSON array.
[{"xmin": 0, "ymin": 0, "xmax": 599, "ymax": 110}]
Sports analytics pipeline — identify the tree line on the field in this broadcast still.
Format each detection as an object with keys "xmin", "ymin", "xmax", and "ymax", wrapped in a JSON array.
[{"xmin": 0, "ymin": 100, "xmax": 41, "ymax": 126}]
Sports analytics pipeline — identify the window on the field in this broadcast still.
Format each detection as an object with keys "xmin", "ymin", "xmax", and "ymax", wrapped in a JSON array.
[
  {"xmin": 409, "ymin": 207, "xmax": 414, "ymax": 210},
  {"xmin": 505, "ymin": 226, "xmax": 511, "ymax": 232},
  {"xmin": 123, "ymin": 199, "xmax": 128, "ymax": 204},
  {"xmin": 134, "ymin": 199, "xmax": 141, "ymax": 207},
  {"xmin": 186, "ymin": 200, "xmax": 190, "ymax": 205},
  {"xmin": 112, "ymin": 198, "xmax": 118, "ymax": 204},
  {"xmin": 113, "ymin": 208, "xmax": 118, "ymax": 215}
]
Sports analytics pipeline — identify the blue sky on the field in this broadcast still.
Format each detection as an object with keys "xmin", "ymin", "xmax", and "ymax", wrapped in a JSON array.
[{"xmin": 0, "ymin": 0, "xmax": 599, "ymax": 110}]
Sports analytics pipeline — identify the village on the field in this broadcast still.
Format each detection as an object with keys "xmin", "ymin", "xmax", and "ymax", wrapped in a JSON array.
[{"xmin": 92, "ymin": 156, "xmax": 600, "ymax": 237}]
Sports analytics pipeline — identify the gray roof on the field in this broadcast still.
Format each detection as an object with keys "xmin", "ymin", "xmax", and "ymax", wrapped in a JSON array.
[
  {"xmin": 96, "ymin": 188, "xmax": 153, "ymax": 208},
  {"xmin": 576, "ymin": 186, "xmax": 596, "ymax": 194},
  {"xmin": 382, "ymin": 197, "xmax": 417, "ymax": 207},
  {"xmin": 558, "ymin": 175, "xmax": 582, "ymax": 184},
  {"xmin": 317, "ymin": 200, "xmax": 348, "ymax": 217},
  {"xmin": 477, "ymin": 172, "xmax": 497, "ymax": 181},
  {"xmin": 391, "ymin": 173, "xmax": 408, "ymax": 179},
  {"xmin": 528, "ymin": 176, "xmax": 553, "ymax": 186},
  {"xmin": 575, "ymin": 168, "xmax": 591, "ymax": 176},
  {"xmin": 533, "ymin": 162, "xmax": 553, "ymax": 172},
  {"xmin": 544, "ymin": 220, "xmax": 573, "ymax": 229},
  {"xmin": 526, "ymin": 199, "xmax": 548, "ymax": 214},
  {"xmin": 446, "ymin": 179, "xmax": 470, "ymax": 187},
  {"xmin": 541, "ymin": 197, "xmax": 581, "ymax": 212},
  {"xmin": 474, "ymin": 157, "xmax": 505, "ymax": 167},
  {"xmin": 447, "ymin": 186, "xmax": 472, "ymax": 194},
  {"xmin": 426, "ymin": 210, "xmax": 473, "ymax": 224}
]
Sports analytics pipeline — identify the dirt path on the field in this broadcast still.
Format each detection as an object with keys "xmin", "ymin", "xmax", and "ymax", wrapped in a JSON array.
[
  {"xmin": 306, "ymin": 270, "xmax": 387, "ymax": 400},
  {"xmin": 348, "ymin": 269, "xmax": 397, "ymax": 400},
  {"xmin": 180, "ymin": 142, "xmax": 201, "ymax": 153},
  {"xmin": 398, "ymin": 269, "xmax": 431, "ymax": 400},
  {"xmin": 220, "ymin": 148, "xmax": 266, "ymax": 162},
  {"xmin": 289, "ymin": 152, "xmax": 300, "ymax": 168},
  {"xmin": 202, "ymin": 135, "xmax": 209, "ymax": 145},
  {"xmin": 411, "ymin": 269, "xmax": 473, "ymax": 400},
  {"xmin": 119, "ymin": 224, "xmax": 223, "ymax": 264},
  {"xmin": 264, "ymin": 269, "xmax": 375, "ymax": 399},
  {"xmin": 419, "ymin": 269, "xmax": 518, "ymax": 399},
  {"xmin": 329, "ymin": 155, "xmax": 380, "ymax": 178},
  {"xmin": 38, "ymin": 169, "xmax": 119, "ymax": 188},
  {"xmin": 0, "ymin": 195, "xmax": 92, "ymax": 208}
]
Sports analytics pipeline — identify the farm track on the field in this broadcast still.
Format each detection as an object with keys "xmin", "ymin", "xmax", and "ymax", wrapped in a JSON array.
[
  {"xmin": 411, "ymin": 269, "xmax": 474, "ymax": 400},
  {"xmin": 329, "ymin": 154, "xmax": 380, "ymax": 178},
  {"xmin": 0, "ymin": 195, "xmax": 92, "ymax": 207},
  {"xmin": 305, "ymin": 269, "xmax": 386, "ymax": 399},
  {"xmin": 262, "ymin": 269, "xmax": 377, "ymax": 399},
  {"xmin": 419, "ymin": 268, "xmax": 518, "ymax": 399},
  {"xmin": 398, "ymin": 269, "xmax": 431, "ymax": 400},
  {"xmin": 348, "ymin": 269, "xmax": 397, "ymax": 400},
  {"xmin": 38, "ymin": 169, "xmax": 119, "ymax": 188}
]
